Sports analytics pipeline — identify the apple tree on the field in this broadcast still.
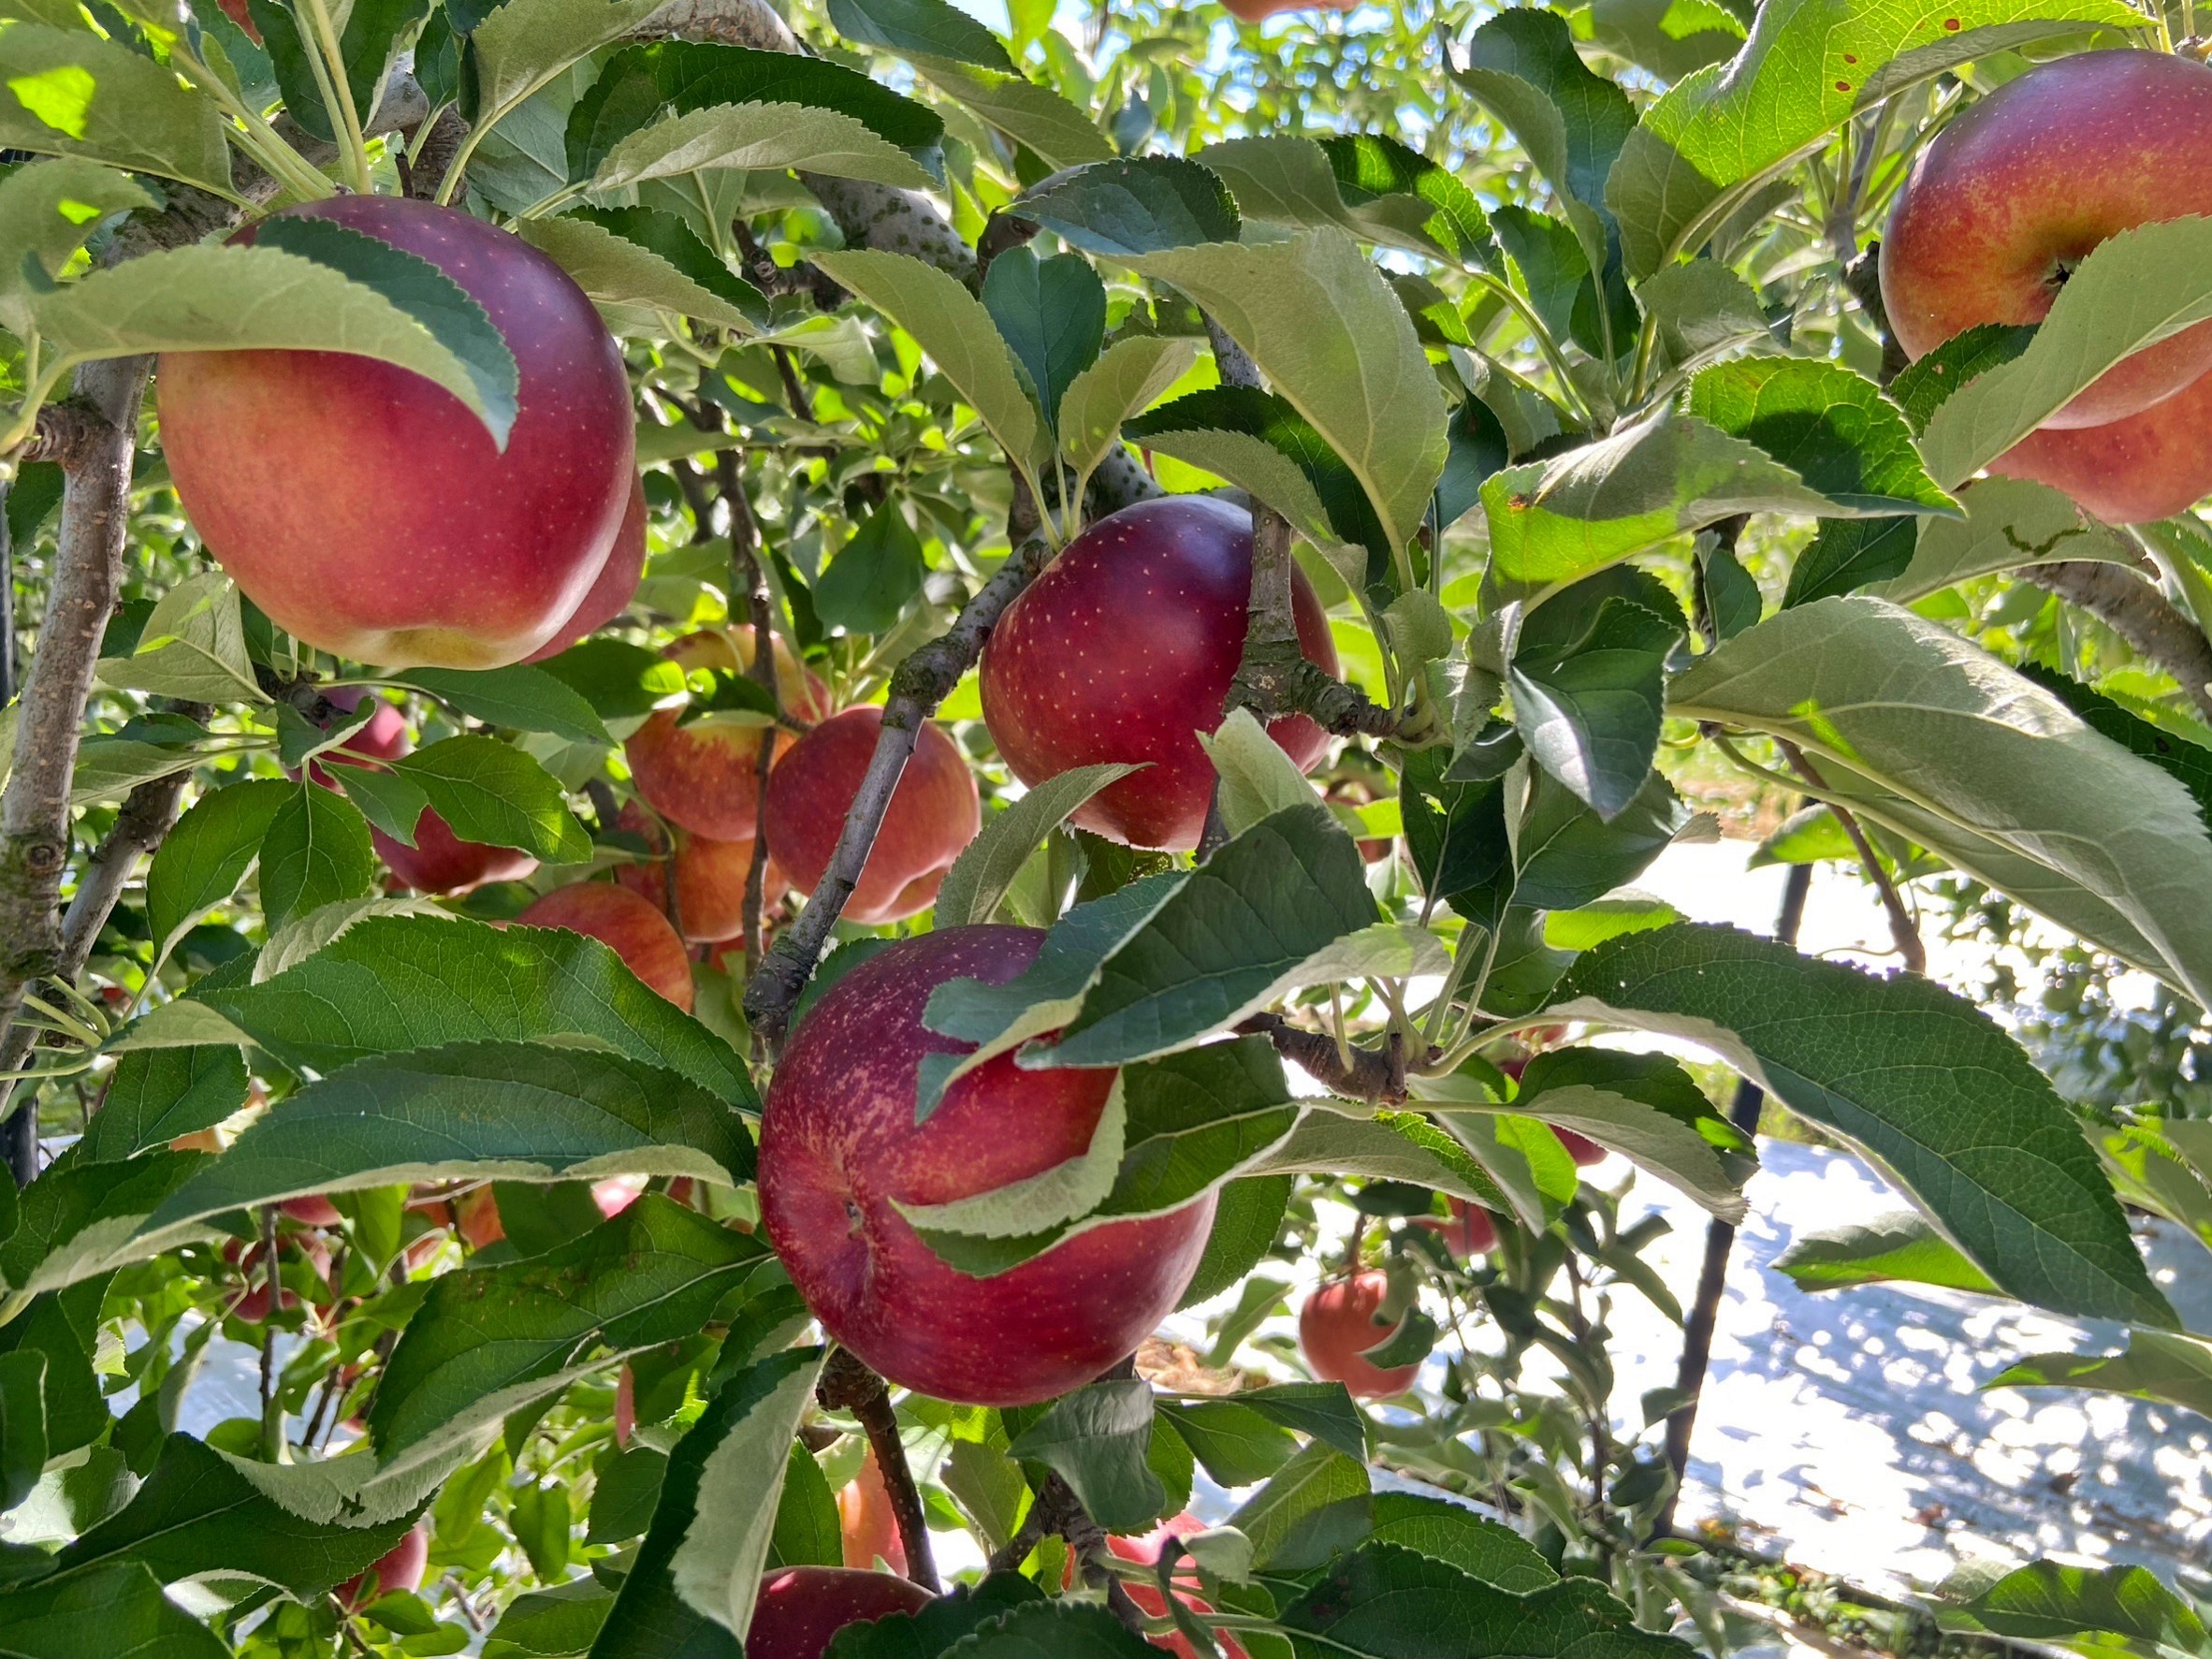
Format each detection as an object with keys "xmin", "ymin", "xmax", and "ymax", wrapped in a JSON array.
[{"xmin": 0, "ymin": 0, "xmax": 2205, "ymax": 1652}]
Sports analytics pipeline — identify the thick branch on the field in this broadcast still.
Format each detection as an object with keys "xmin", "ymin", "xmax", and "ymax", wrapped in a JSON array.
[
  {"xmin": 985, "ymin": 1471, "xmax": 1149, "ymax": 1636},
  {"xmin": 1237, "ymin": 1011, "xmax": 1409, "ymax": 1105},
  {"xmin": 2021, "ymin": 561, "xmax": 2212, "ymax": 724},
  {"xmin": 815, "ymin": 1348, "xmax": 940, "ymax": 1594},
  {"xmin": 744, "ymin": 535, "xmax": 1053, "ymax": 1047}
]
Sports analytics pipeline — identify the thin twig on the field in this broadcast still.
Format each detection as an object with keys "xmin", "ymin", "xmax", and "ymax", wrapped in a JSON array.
[
  {"xmin": 1777, "ymin": 741, "xmax": 1925, "ymax": 975},
  {"xmin": 259, "ymin": 1203, "xmax": 282, "ymax": 1458},
  {"xmin": 815, "ymin": 1347, "xmax": 940, "ymax": 1594},
  {"xmin": 707, "ymin": 443, "xmax": 781, "ymax": 982},
  {"xmin": 744, "ymin": 534, "xmax": 1053, "ymax": 1048}
]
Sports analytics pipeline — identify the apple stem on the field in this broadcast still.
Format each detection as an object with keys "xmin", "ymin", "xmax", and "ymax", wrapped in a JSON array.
[
  {"xmin": 815, "ymin": 1348, "xmax": 940, "ymax": 1594},
  {"xmin": 744, "ymin": 533, "xmax": 1055, "ymax": 1048}
]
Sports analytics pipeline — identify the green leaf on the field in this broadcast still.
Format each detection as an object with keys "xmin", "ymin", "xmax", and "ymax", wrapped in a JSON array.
[
  {"xmin": 565, "ymin": 41, "xmax": 944, "ymax": 182},
  {"xmin": 1603, "ymin": 0, "xmax": 2141, "ymax": 276},
  {"xmin": 1243, "ymin": 1107, "xmax": 1508, "ymax": 1211},
  {"xmin": 1587, "ymin": 0, "xmax": 1744, "ymax": 84},
  {"xmin": 1861, "ymin": 477, "xmax": 2130, "ymax": 604},
  {"xmin": 1686, "ymin": 357, "xmax": 1953, "ymax": 516},
  {"xmin": 1986, "ymin": 1330, "xmax": 2212, "ymax": 1423},
  {"xmin": 493, "ymin": 1577, "xmax": 614, "ymax": 1657},
  {"xmin": 1007, "ymin": 1378, "xmax": 1164, "ymax": 1532},
  {"xmin": 261, "ymin": 781, "xmax": 376, "ymax": 929},
  {"xmin": 1637, "ymin": 257, "xmax": 1774, "ymax": 374},
  {"xmin": 910, "ymin": 55, "xmax": 1113, "ymax": 171},
  {"xmin": 41, "ymin": 240, "xmax": 510, "ymax": 442},
  {"xmin": 1366, "ymin": 1492, "xmax": 1558, "ymax": 1592},
  {"xmin": 766, "ymin": 1442, "xmax": 837, "ymax": 1567},
  {"xmin": 142, "ymin": 1041, "xmax": 754, "ymax": 1240},
  {"xmin": 1783, "ymin": 514, "xmax": 1922, "ymax": 608},
  {"xmin": 1921, "ymin": 217, "xmax": 2212, "ymax": 490},
  {"xmin": 904, "ymin": 1038, "xmax": 1302, "ymax": 1277},
  {"xmin": 371, "ymin": 1196, "xmax": 774, "ymax": 1458},
  {"xmin": 893, "ymin": 1599, "xmax": 1157, "ymax": 1658},
  {"xmin": 936, "ymin": 763, "xmax": 1140, "ymax": 929},
  {"xmin": 1548, "ymin": 923, "xmax": 2176, "ymax": 1328},
  {"xmin": 143, "ymin": 779, "xmax": 290, "ymax": 963},
  {"xmin": 813, "ymin": 498, "xmax": 926, "ymax": 635},
  {"xmin": 0, "ymin": 22, "xmax": 229, "ymax": 193},
  {"xmin": 982, "ymin": 246, "xmax": 1104, "ymax": 438},
  {"xmin": 1009, "ymin": 155, "xmax": 1238, "ymax": 256},
  {"xmin": 589, "ymin": 100, "xmax": 936, "ymax": 193},
  {"xmin": 78, "ymin": 1044, "xmax": 248, "ymax": 1164},
  {"xmin": 1056, "ymin": 335, "xmax": 1198, "ymax": 484},
  {"xmin": 1178, "ymin": 1174, "xmax": 1291, "ymax": 1309},
  {"xmin": 2016, "ymin": 664, "xmax": 2212, "ymax": 831},
  {"xmin": 517, "ymin": 210, "xmax": 766, "ymax": 337},
  {"xmin": 822, "ymin": 1574, "xmax": 1050, "ymax": 1659},
  {"xmin": 1508, "ymin": 573, "xmax": 1683, "ymax": 819},
  {"xmin": 1036, "ymin": 803, "xmax": 1394, "ymax": 1069},
  {"xmin": 826, "ymin": 0, "xmax": 1013, "ymax": 71},
  {"xmin": 1156, "ymin": 1398, "xmax": 1297, "ymax": 1487},
  {"xmin": 0, "ymin": 156, "xmax": 152, "ymax": 337},
  {"xmin": 1282, "ymin": 1542, "xmax": 1693, "ymax": 1659},
  {"xmin": 592, "ymin": 1347, "xmax": 825, "ymax": 1650},
  {"xmin": 537, "ymin": 636, "xmax": 688, "ymax": 720},
  {"xmin": 1956, "ymin": 1563, "xmax": 2210, "ymax": 1655},
  {"xmin": 391, "ymin": 734, "xmax": 591, "ymax": 862},
  {"xmin": 0, "ymin": 1560, "xmax": 230, "ymax": 1659},
  {"xmin": 94, "ymin": 571, "xmax": 262, "ymax": 704},
  {"xmin": 180, "ymin": 912, "xmax": 752, "ymax": 1105},
  {"xmin": 50, "ymin": 1432, "xmax": 422, "ymax": 1598},
  {"xmin": 1320, "ymin": 131, "xmax": 1501, "ymax": 271},
  {"xmin": 1669, "ymin": 595, "xmax": 2212, "ymax": 1013},
  {"xmin": 1134, "ymin": 226, "xmax": 1448, "ymax": 562},
  {"xmin": 1770, "ymin": 1211, "xmax": 2001, "ymax": 1295},
  {"xmin": 399, "ymin": 663, "xmax": 612, "ymax": 745},
  {"xmin": 467, "ymin": 0, "xmax": 664, "ymax": 140},
  {"xmin": 1197, "ymin": 709, "xmax": 1321, "ymax": 845},
  {"xmin": 1515, "ymin": 767, "xmax": 1691, "ymax": 913},
  {"xmin": 812, "ymin": 246, "xmax": 1047, "ymax": 473},
  {"xmin": 1228, "ymin": 1439, "xmax": 1369, "ymax": 1572},
  {"xmin": 0, "ymin": 1148, "xmax": 208, "ymax": 1299},
  {"xmin": 1198, "ymin": 134, "xmax": 1373, "ymax": 237},
  {"xmin": 0, "ymin": 1350, "xmax": 45, "ymax": 1514}
]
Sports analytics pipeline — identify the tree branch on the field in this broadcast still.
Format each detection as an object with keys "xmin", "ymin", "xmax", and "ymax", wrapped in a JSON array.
[
  {"xmin": 743, "ymin": 534, "xmax": 1052, "ymax": 1048},
  {"xmin": 1236, "ymin": 1011, "xmax": 1409, "ymax": 1105},
  {"xmin": 985, "ymin": 1470, "xmax": 1149, "ymax": 1636},
  {"xmin": 1777, "ymin": 741, "xmax": 1924, "ymax": 976},
  {"xmin": 2019, "ymin": 560, "xmax": 2212, "ymax": 725},
  {"xmin": 1839, "ymin": 241, "xmax": 1909, "ymax": 389},
  {"xmin": 814, "ymin": 1347, "xmax": 940, "ymax": 1594}
]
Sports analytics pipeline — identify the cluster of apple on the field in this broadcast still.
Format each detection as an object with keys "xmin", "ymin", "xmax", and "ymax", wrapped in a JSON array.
[{"xmin": 1883, "ymin": 50, "xmax": 2212, "ymax": 523}]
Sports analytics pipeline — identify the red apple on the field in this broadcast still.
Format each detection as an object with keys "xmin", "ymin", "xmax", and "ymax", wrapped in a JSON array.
[
  {"xmin": 157, "ymin": 196, "xmax": 634, "ymax": 669},
  {"xmin": 746, "ymin": 1566, "xmax": 932, "ymax": 1659},
  {"xmin": 1883, "ymin": 51, "xmax": 2212, "ymax": 429},
  {"xmin": 1988, "ymin": 363, "xmax": 2212, "ymax": 524},
  {"xmin": 980, "ymin": 497, "xmax": 1339, "ymax": 851},
  {"xmin": 1298, "ymin": 1273, "xmax": 1419, "ymax": 1400},
  {"xmin": 303, "ymin": 691, "xmax": 407, "ymax": 789},
  {"xmin": 763, "ymin": 708, "xmax": 980, "ymax": 924},
  {"xmin": 373, "ymin": 808, "xmax": 539, "ymax": 897},
  {"xmin": 455, "ymin": 1186, "xmax": 503, "ymax": 1250},
  {"xmin": 1555, "ymin": 1128, "xmax": 1606, "ymax": 1168},
  {"xmin": 837, "ymin": 1448, "xmax": 907, "ymax": 1575},
  {"xmin": 1096, "ymin": 1515, "xmax": 1250, "ymax": 1659},
  {"xmin": 758, "ymin": 927, "xmax": 1215, "ymax": 1406},
  {"xmin": 336, "ymin": 1523, "xmax": 429, "ymax": 1608},
  {"xmin": 1414, "ymin": 1199, "xmax": 1497, "ymax": 1259},
  {"xmin": 611, "ymin": 803, "xmax": 770, "ymax": 943},
  {"xmin": 592, "ymin": 1174, "xmax": 648, "ymax": 1217},
  {"xmin": 516, "ymin": 883, "xmax": 695, "ymax": 1011},
  {"xmin": 626, "ymin": 627, "xmax": 830, "ymax": 841},
  {"xmin": 280, "ymin": 1194, "xmax": 343, "ymax": 1228},
  {"xmin": 525, "ymin": 475, "xmax": 648, "ymax": 662},
  {"xmin": 213, "ymin": 0, "xmax": 261, "ymax": 41},
  {"xmin": 615, "ymin": 1364, "xmax": 635, "ymax": 1448}
]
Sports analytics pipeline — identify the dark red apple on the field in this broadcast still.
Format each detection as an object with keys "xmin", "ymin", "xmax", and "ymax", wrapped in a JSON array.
[
  {"xmin": 157, "ymin": 196, "xmax": 634, "ymax": 669},
  {"xmin": 1883, "ymin": 51, "xmax": 2212, "ymax": 429},
  {"xmin": 980, "ymin": 497, "xmax": 1339, "ymax": 851},
  {"xmin": 1989, "ymin": 364, "xmax": 2212, "ymax": 523},
  {"xmin": 336, "ymin": 1523, "xmax": 429, "ymax": 1608},
  {"xmin": 1555, "ymin": 1128, "xmax": 1607, "ymax": 1168},
  {"xmin": 763, "ymin": 708, "xmax": 980, "ymax": 924},
  {"xmin": 611, "ymin": 803, "xmax": 769, "ymax": 943},
  {"xmin": 1414, "ymin": 1199, "xmax": 1497, "ymax": 1259},
  {"xmin": 213, "ymin": 0, "xmax": 261, "ymax": 41},
  {"xmin": 837, "ymin": 1448, "xmax": 906, "ymax": 1574},
  {"xmin": 373, "ymin": 808, "xmax": 539, "ymax": 897},
  {"xmin": 626, "ymin": 627, "xmax": 830, "ymax": 840},
  {"xmin": 1298, "ymin": 1273, "xmax": 1419, "ymax": 1400},
  {"xmin": 515, "ymin": 882, "xmax": 694, "ymax": 1011},
  {"xmin": 525, "ymin": 475, "xmax": 648, "ymax": 662},
  {"xmin": 758, "ymin": 927, "xmax": 1215, "ymax": 1406},
  {"xmin": 614, "ymin": 1364, "xmax": 635, "ymax": 1448},
  {"xmin": 747, "ymin": 1566, "xmax": 932, "ymax": 1659},
  {"xmin": 280, "ymin": 1195, "xmax": 343, "ymax": 1227}
]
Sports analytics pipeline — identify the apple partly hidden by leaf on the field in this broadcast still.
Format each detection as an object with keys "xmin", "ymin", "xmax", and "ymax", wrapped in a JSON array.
[
  {"xmin": 1556, "ymin": 1128, "xmax": 1607, "ymax": 1168},
  {"xmin": 612, "ymin": 802, "xmax": 771, "ymax": 943},
  {"xmin": 746, "ymin": 1565, "xmax": 933, "ymax": 1659},
  {"xmin": 157, "ymin": 196, "xmax": 635, "ymax": 669},
  {"xmin": 525, "ymin": 474, "xmax": 648, "ymax": 662},
  {"xmin": 1298, "ymin": 1272, "xmax": 1419, "ymax": 1400},
  {"xmin": 764, "ymin": 708, "xmax": 980, "ymax": 925},
  {"xmin": 1220, "ymin": 0, "xmax": 1356, "ymax": 22},
  {"xmin": 1883, "ymin": 50, "xmax": 2212, "ymax": 430},
  {"xmin": 374, "ymin": 809, "xmax": 539, "ymax": 897},
  {"xmin": 1103, "ymin": 1514, "xmax": 1251, "ymax": 1659},
  {"xmin": 981, "ymin": 497, "xmax": 1338, "ymax": 851},
  {"xmin": 759, "ymin": 926, "xmax": 1215, "ymax": 1406},
  {"xmin": 1414, "ymin": 1199, "xmax": 1497, "ymax": 1259},
  {"xmin": 1989, "ymin": 363, "xmax": 2212, "ymax": 523},
  {"xmin": 515, "ymin": 882, "xmax": 695, "ymax": 1011},
  {"xmin": 336, "ymin": 1523, "xmax": 429, "ymax": 1609},
  {"xmin": 837, "ymin": 1448, "xmax": 907, "ymax": 1575},
  {"xmin": 626, "ymin": 626, "xmax": 830, "ymax": 841}
]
